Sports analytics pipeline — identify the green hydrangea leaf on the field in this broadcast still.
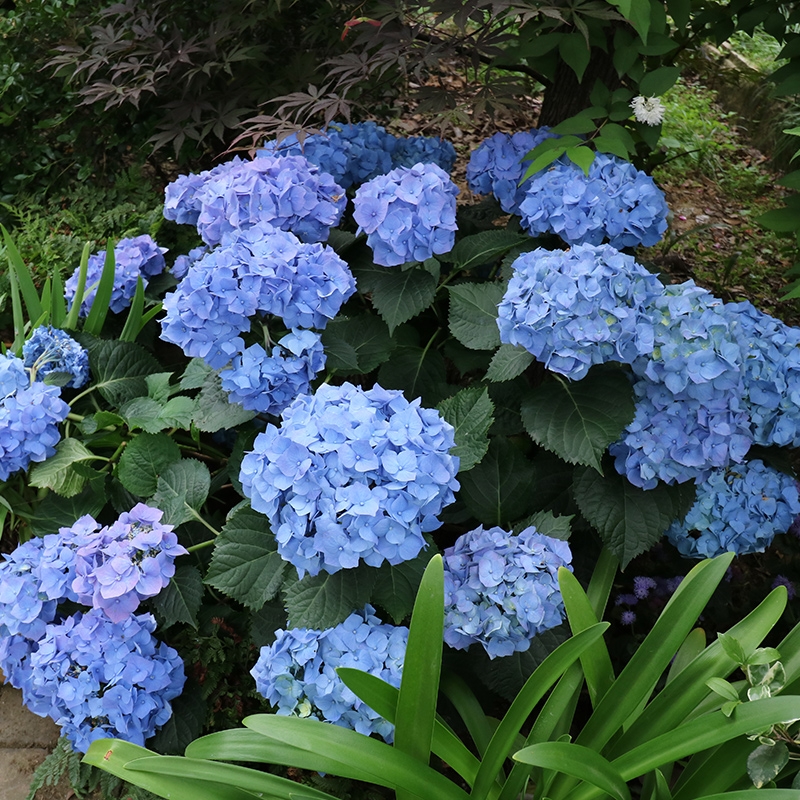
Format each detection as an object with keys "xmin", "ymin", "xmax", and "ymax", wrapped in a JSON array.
[
  {"xmin": 117, "ymin": 432, "xmax": 182, "ymax": 497},
  {"xmin": 437, "ymin": 386, "xmax": 494, "ymax": 472},
  {"xmin": 448, "ymin": 283, "xmax": 505, "ymax": 350},
  {"xmin": 150, "ymin": 564, "xmax": 204, "ymax": 630}
]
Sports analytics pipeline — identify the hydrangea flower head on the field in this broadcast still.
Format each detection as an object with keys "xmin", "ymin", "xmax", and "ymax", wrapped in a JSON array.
[
  {"xmin": 22, "ymin": 609, "xmax": 184, "ymax": 752},
  {"xmin": 466, "ymin": 128, "xmax": 559, "ymax": 214},
  {"xmin": 240, "ymin": 382, "xmax": 459, "ymax": 577},
  {"xmin": 195, "ymin": 155, "xmax": 346, "ymax": 246},
  {"xmin": 0, "ymin": 360, "xmax": 69, "ymax": 481},
  {"xmin": 163, "ymin": 157, "xmax": 248, "ymax": 226},
  {"xmin": 23, "ymin": 327, "xmax": 89, "ymax": 388},
  {"xmin": 497, "ymin": 243, "xmax": 665, "ymax": 379},
  {"xmin": 392, "ymin": 136, "xmax": 457, "ymax": 173},
  {"xmin": 666, "ymin": 460, "xmax": 800, "ymax": 558},
  {"xmin": 64, "ymin": 235, "xmax": 167, "ymax": 316},
  {"xmin": 443, "ymin": 525, "xmax": 572, "ymax": 659},
  {"xmin": 0, "ymin": 537, "xmax": 55, "ymax": 643},
  {"xmin": 353, "ymin": 163, "xmax": 459, "ymax": 266},
  {"xmin": 220, "ymin": 329, "xmax": 326, "ymax": 415},
  {"xmin": 519, "ymin": 153, "xmax": 669, "ymax": 249},
  {"xmin": 171, "ymin": 245, "xmax": 210, "ymax": 281},
  {"xmin": 251, "ymin": 605, "xmax": 407, "ymax": 741}
]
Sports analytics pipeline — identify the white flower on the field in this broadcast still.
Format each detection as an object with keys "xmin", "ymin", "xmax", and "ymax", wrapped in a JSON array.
[{"xmin": 630, "ymin": 96, "xmax": 665, "ymax": 126}]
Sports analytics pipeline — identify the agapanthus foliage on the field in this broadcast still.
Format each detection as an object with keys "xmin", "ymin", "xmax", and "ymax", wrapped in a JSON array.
[
  {"xmin": 160, "ymin": 223, "xmax": 355, "ymax": 369},
  {"xmin": 0, "ymin": 353, "xmax": 69, "ymax": 481},
  {"xmin": 519, "ymin": 153, "xmax": 669, "ymax": 249},
  {"xmin": 65, "ymin": 235, "xmax": 167, "ymax": 316},
  {"xmin": 240, "ymin": 382, "xmax": 459, "ymax": 577},
  {"xmin": 497, "ymin": 243, "xmax": 665, "ymax": 380},
  {"xmin": 22, "ymin": 609, "xmax": 184, "ymax": 753},
  {"xmin": 251, "ymin": 605, "xmax": 406, "ymax": 741},
  {"xmin": 23, "ymin": 326, "xmax": 89, "ymax": 388},
  {"xmin": 443, "ymin": 526, "xmax": 572, "ymax": 658},
  {"xmin": 353, "ymin": 162, "xmax": 459, "ymax": 266},
  {"xmin": 665, "ymin": 460, "xmax": 800, "ymax": 558},
  {"xmin": 466, "ymin": 128, "xmax": 558, "ymax": 214},
  {"xmin": 219, "ymin": 329, "xmax": 326, "ymax": 415},
  {"xmin": 194, "ymin": 154, "xmax": 347, "ymax": 246}
]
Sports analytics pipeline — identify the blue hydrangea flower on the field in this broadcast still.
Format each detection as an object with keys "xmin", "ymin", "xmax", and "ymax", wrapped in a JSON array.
[
  {"xmin": 160, "ymin": 224, "xmax": 355, "ymax": 370},
  {"xmin": 251, "ymin": 605, "xmax": 407, "ymax": 741},
  {"xmin": 260, "ymin": 121, "xmax": 397, "ymax": 189},
  {"xmin": 443, "ymin": 525, "xmax": 572, "ymax": 659},
  {"xmin": 23, "ymin": 327, "xmax": 89, "ymax": 388},
  {"xmin": 240, "ymin": 382, "xmax": 460, "ymax": 577},
  {"xmin": 0, "ymin": 357, "xmax": 69, "ymax": 481},
  {"xmin": 353, "ymin": 163, "xmax": 459, "ymax": 266},
  {"xmin": 665, "ymin": 460, "xmax": 800, "ymax": 559},
  {"xmin": 392, "ymin": 136, "xmax": 457, "ymax": 173},
  {"xmin": 0, "ymin": 537, "xmax": 55, "ymax": 644},
  {"xmin": 21, "ymin": 609, "xmax": 185, "ymax": 753},
  {"xmin": 466, "ymin": 128, "xmax": 559, "ymax": 214},
  {"xmin": 220, "ymin": 329, "xmax": 326, "ymax": 415},
  {"xmin": 70, "ymin": 504, "xmax": 187, "ymax": 623},
  {"xmin": 195, "ymin": 155, "xmax": 346, "ymax": 246},
  {"xmin": 171, "ymin": 245, "xmax": 210, "ymax": 281},
  {"xmin": 519, "ymin": 153, "xmax": 669, "ymax": 249},
  {"xmin": 64, "ymin": 235, "xmax": 167, "ymax": 316},
  {"xmin": 497, "ymin": 244, "xmax": 665, "ymax": 380}
]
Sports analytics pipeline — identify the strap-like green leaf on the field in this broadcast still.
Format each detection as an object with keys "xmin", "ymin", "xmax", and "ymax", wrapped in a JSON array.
[
  {"xmin": 64, "ymin": 242, "xmax": 92, "ymax": 330},
  {"xmin": 513, "ymin": 742, "xmax": 630, "ymax": 800},
  {"xmin": 2, "ymin": 224, "xmax": 42, "ymax": 323},
  {"xmin": 441, "ymin": 672, "xmax": 494, "ymax": 758},
  {"xmin": 84, "ymin": 238, "xmax": 117, "ymax": 335},
  {"xmin": 51, "ymin": 269, "xmax": 66, "ymax": 328},
  {"xmin": 7, "ymin": 262, "xmax": 24, "ymax": 355},
  {"xmin": 120, "ymin": 276, "xmax": 146, "ymax": 342}
]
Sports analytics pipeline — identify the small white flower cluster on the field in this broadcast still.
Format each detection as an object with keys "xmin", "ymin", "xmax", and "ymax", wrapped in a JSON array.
[{"xmin": 630, "ymin": 96, "xmax": 666, "ymax": 126}]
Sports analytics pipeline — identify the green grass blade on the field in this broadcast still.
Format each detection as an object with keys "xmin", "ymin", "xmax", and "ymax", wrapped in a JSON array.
[
  {"xmin": 38, "ymin": 279, "xmax": 51, "ymax": 324},
  {"xmin": 337, "ymin": 667, "xmax": 484, "ymax": 788},
  {"xmin": 574, "ymin": 553, "xmax": 734, "ymax": 754},
  {"xmin": 471, "ymin": 622, "xmax": 609, "ymax": 800},
  {"xmin": 560, "ymin": 567, "xmax": 615, "ymax": 706},
  {"xmin": 82, "ymin": 740, "xmax": 260, "ymax": 800},
  {"xmin": 2, "ymin": 224, "xmax": 42, "ymax": 322},
  {"xmin": 64, "ymin": 242, "xmax": 92, "ymax": 330},
  {"xmin": 243, "ymin": 714, "xmax": 470, "ymax": 800},
  {"xmin": 441, "ymin": 672, "xmax": 495, "ymax": 758},
  {"xmin": 120, "ymin": 276, "xmax": 146, "ymax": 342},
  {"xmin": 666, "ymin": 628, "xmax": 707, "ymax": 685},
  {"xmin": 83, "ymin": 238, "xmax": 116, "ymax": 335},
  {"xmin": 585, "ymin": 547, "xmax": 619, "ymax": 619},
  {"xmin": 696, "ymin": 792, "xmax": 800, "ymax": 800},
  {"xmin": 513, "ymin": 742, "xmax": 630, "ymax": 800},
  {"xmin": 140, "ymin": 301, "xmax": 163, "ymax": 327},
  {"xmin": 7, "ymin": 265, "xmax": 25, "ymax": 355},
  {"xmin": 124, "ymin": 755, "xmax": 339, "ymax": 799},
  {"xmin": 393, "ymin": 554, "xmax": 444, "ymax": 770},
  {"xmin": 51, "ymin": 270, "xmax": 66, "ymax": 328},
  {"xmin": 610, "ymin": 585, "xmax": 785, "ymax": 755}
]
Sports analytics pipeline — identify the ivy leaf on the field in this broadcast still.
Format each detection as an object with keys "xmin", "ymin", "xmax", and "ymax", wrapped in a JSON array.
[
  {"xmin": 458, "ymin": 438, "xmax": 538, "ymax": 526},
  {"xmin": 485, "ymin": 343, "xmax": 535, "ymax": 382},
  {"xmin": 28, "ymin": 438, "xmax": 101, "ymax": 496},
  {"xmin": 748, "ymin": 743, "xmax": 789, "ymax": 789},
  {"xmin": 77, "ymin": 336, "xmax": 160, "ymax": 406},
  {"xmin": 150, "ymin": 564, "xmax": 204, "ymax": 629},
  {"xmin": 369, "ymin": 265, "xmax": 437, "ymax": 334},
  {"xmin": 206, "ymin": 507, "xmax": 287, "ymax": 610},
  {"xmin": 443, "ymin": 230, "xmax": 529, "ymax": 270},
  {"xmin": 192, "ymin": 372, "xmax": 255, "ymax": 433},
  {"xmin": 151, "ymin": 459, "xmax": 211, "ymax": 527},
  {"xmin": 283, "ymin": 565, "xmax": 377, "ymax": 629},
  {"xmin": 520, "ymin": 367, "xmax": 635, "ymax": 472},
  {"xmin": 321, "ymin": 314, "xmax": 394, "ymax": 374},
  {"xmin": 437, "ymin": 386, "xmax": 494, "ymax": 472},
  {"xmin": 372, "ymin": 549, "xmax": 435, "ymax": 624},
  {"xmin": 448, "ymin": 283, "xmax": 505, "ymax": 350},
  {"xmin": 573, "ymin": 466, "xmax": 696, "ymax": 568},
  {"xmin": 117, "ymin": 433, "xmax": 182, "ymax": 497}
]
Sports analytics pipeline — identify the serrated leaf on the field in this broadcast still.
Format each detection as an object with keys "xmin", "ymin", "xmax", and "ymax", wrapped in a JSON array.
[
  {"xmin": 150, "ymin": 564, "xmax": 204, "ymax": 629},
  {"xmin": 448, "ymin": 283, "xmax": 504, "ymax": 350},
  {"xmin": 179, "ymin": 358, "xmax": 213, "ymax": 390},
  {"xmin": 718, "ymin": 632, "xmax": 748, "ymax": 665},
  {"xmin": 748, "ymin": 743, "xmax": 789, "ymax": 789},
  {"xmin": 117, "ymin": 433, "xmax": 182, "ymax": 497},
  {"xmin": 28, "ymin": 438, "xmax": 100, "ymax": 495},
  {"xmin": 377, "ymin": 345, "xmax": 450, "ymax": 406},
  {"xmin": 206, "ymin": 507, "xmax": 287, "ymax": 609},
  {"xmin": 520, "ymin": 369, "xmax": 636, "ymax": 472},
  {"xmin": 370, "ymin": 265, "xmax": 436, "ymax": 334},
  {"xmin": 78, "ymin": 337, "xmax": 161, "ymax": 406},
  {"xmin": 79, "ymin": 411, "xmax": 124, "ymax": 435},
  {"xmin": 458, "ymin": 438, "xmax": 538, "ymax": 526},
  {"xmin": 485, "ymin": 344, "xmax": 535, "ymax": 382},
  {"xmin": 146, "ymin": 372, "xmax": 175, "ymax": 403},
  {"xmin": 151, "ymin": 459, "xmax": 211, "ymax": 526},
  {"xmin": 29, "ymin": 474, "xmax": 107, "ymax": 536},
  {"xmin": 573, "ymin": 466, "xmax": 696, "ymax": 568},
  {"xmin": 251, "ymin": 600, "xmax": 289, "ymax": 648},
  {"xmin": 517, "ymin": 509, "xmax": 573, "ymax": 540},
  {"xmin": 192, "ymin": 372, "xmax": 256, "ymax": 432},
  {"xmin": 321, "ymin": 314, "xmax": 394, "ymax": 374},
  {"xmin": 444, "ymin": 230, "xmax": 529, "ymax": 270},
  {"xmin": 437, "ymin": 387, "xmax": 494, "ymax": 472},
  {"xmin": 283, "ymin": 566, "xmax": 378, "ymax": 629},
  {"xmin": 372, "ymin": 550, "xmax": 433, "ymax": 624},
  {"xmin": 158, "ymin": 396, "xmax": 197, "ymax": 428}
]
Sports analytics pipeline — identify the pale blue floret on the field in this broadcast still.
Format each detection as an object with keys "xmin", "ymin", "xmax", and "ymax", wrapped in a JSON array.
[{"xmin": 23, "ymin": 326, "xmax": 90, "ymax": 388}]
